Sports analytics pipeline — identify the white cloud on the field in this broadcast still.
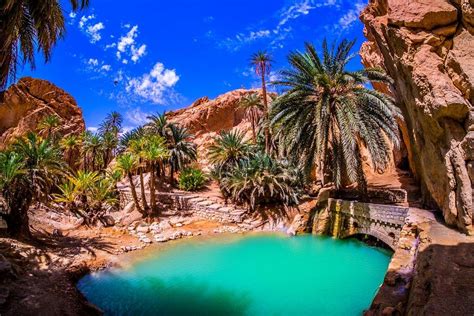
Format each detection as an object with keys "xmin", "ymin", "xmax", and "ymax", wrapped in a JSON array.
[
  {"xmin": 125, "ymin": 108, "xmax": 151, "ymax": 125},
  {"xmin": 101, "ymin": 64, "xmax": 112, "ymax": 72},
  {"xmin": 87, "ymin": 58, "xmax": 99, "ymax": 66},
  {"xmin": 221, "ymin": 29, "xmax": 271, "ymax": 51},
  {"xmin": 338, "ymin": 1, "xmax": 365, "ymax": 30},
  {"xmin": 78, "ymin": 14, "xmax": 105, "ymax": 43},
  {"xmin": 115, "ymin": 25, "xmax": 147, "ymax": 63},
  {"xmin": 131, "ymin": 44, "xmax": 147, "ymax": 63},
  {"xmin": 125, "ymin": 62, "xmax": 179, "ymax": 104},
  {"xmin": 87, "ymin": 126, "xmax": 98, "ymax": 132},
  {"xmin": 69, "ymin": 12, "xmax": 77, "ymax": 19}
]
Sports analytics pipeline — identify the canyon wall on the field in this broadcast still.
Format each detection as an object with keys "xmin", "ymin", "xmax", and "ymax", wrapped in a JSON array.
[
  {"xmin": 0, "ymin": 77, "xmax": 85, "ymax": 148},
  {"xmin": 360, "ymin": 0, "xmax": 474, "ymax": 233}
]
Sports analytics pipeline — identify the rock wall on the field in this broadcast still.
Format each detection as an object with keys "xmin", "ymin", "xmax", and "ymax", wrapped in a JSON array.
[
  {"xmin": 0, "ymin": 77, "xmax": 85, "ymax": 148},
  {"xmin": 360, "ymin": 0, "xmax": 474, "ymax": 233},
  {"xmin": 167, "ymin": 89, "xmax": 265, "ymax": 167}
]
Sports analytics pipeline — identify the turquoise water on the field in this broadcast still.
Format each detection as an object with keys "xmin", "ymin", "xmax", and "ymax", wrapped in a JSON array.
[{"xmin": 78, "ymin": 234, "xmax": 391, "ymax": 316}]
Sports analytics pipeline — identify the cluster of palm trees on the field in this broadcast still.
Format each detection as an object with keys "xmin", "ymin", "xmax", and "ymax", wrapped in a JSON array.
[
  {"xmin": 0, "ymin": 111, "xmax": 196, "ymax": 238},
  {"xmin": 208, "ymin": 39, "xmax": 400, "ymax": 211}
]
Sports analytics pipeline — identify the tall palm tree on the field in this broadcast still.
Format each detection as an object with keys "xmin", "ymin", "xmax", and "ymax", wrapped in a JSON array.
[
  {"xmin": 118, "ymin": 126, "xmax": 145, "ymax": 154},
  {"xmin": 101, "ymin": 131, "xmax": 118, "ymax": 169},
  {"xmin": 271, "ymin": 39, "xmax": 401, "ymax": 193},
  {"xmin": 208, "ymin": 130, "xmax": 251, "ymax": 172},
  {"xmin": 168, "ymin": 124, "xmax": 197, "ymax": 183},
  {"xmin": 239, "ymin": 93, "xmax": 264, "ymax": 144},
  {"xmin": 251, "ymin": 51, "xmax": 272, "ymax": 153},
  {"xmin": 99, "ymin": 111, "xmax": 123, "ymax": 137},
  {"xmin": 129, "ymin": 137, "xmax": 150, "ymax": 212},
  {"xmin": 115, "ymin": 153, "xmax": 143, "ymax": 214},
  {"xmin": 140, "ymin": 136, "xmax": 169, "ymax": 214},
  {"xmin": 146, "ymin": 112, "xmax": 170, "ymax": 138},
  {"xmin": 82, "ymin": 133, "xmax": 102, "ymax": 171},
  {"xmin": 37, "ymin": 114, "xmax": 61, "ymax": 140},
  {"xmin": 59, "ymin": 134, "xmax": 81, "ymax": 168},
  {"xmin": 0, "ymin": 0, "xmax": 89, "ymax": 89}
]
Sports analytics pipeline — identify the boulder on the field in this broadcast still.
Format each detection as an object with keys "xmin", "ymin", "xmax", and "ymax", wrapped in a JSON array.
[{"xmin": 0, "ymin": 77, "xmax": 85, "ymax": 149}]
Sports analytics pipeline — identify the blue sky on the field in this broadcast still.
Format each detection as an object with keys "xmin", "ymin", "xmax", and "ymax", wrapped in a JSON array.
[{"xmin": 18, "ymin": 0, "xmax": 368, "ymax": 132}]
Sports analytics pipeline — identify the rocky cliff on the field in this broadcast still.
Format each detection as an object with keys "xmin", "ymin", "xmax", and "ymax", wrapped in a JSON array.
[
  {"xmin": 168, "ymin": 89, "xmax": 262, "ymax": 166},
  {"xmin": 360, "ymin": 0, "xmax": 474, "ymax": 233},
  {"xmin": 0, "ymin": 77, "xmax": 85, "ymax": 148}
]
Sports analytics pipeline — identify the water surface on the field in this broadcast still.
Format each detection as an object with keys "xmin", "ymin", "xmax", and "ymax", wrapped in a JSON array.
[{"xmin": 78, "ymin": 234, "xmax": 391, "ymax": 316}]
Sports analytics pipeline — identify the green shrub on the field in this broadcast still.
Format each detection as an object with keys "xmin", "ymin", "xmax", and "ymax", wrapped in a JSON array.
[{"xmin": 178, "ymin": 168, "xmax": 207, "ymax": 191}]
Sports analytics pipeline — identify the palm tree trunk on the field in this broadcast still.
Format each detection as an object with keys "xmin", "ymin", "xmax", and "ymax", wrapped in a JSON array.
[
  {"xmin": 170, "ymin": 164, "xmax": 175, "ymax": 185},
  {"xmin": 149, "ymin": 163, "xmax": 156, "ymax": 215},
  {"xmin": 5, "ymin": 192, "xmax": 33, "ymax": 239},
  {"xmin": 251, "ymin": 111, "xmax": 257, "ymax": 144},
  {"xmin": 127, "ymin": 172, "xmax": 143, "ymax": 214},
  {"xmin": 139, "ymin": 166, "xmax": 149, "ymax": 211},
  {"xmin": 260, "ymin": 72, "xmax": 270, "ymax": 153}
]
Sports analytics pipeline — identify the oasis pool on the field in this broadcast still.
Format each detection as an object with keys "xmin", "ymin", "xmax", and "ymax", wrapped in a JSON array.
[{"xmin": 78, "ymin": 234, "xmax": 391, "ymax": 316}]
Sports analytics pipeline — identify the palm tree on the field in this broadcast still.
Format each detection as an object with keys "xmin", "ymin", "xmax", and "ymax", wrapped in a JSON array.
[
  {"xmin": 146, "ymin": 112, "xmax": 170, "ymax": 138},
  {"xmin": 129, "ymin": 137, "xmax": 149, "ymax": 212},
  {"xmin": 115, "ymin": 153, "xmax": 143, "ymax": 214},
  {"xmin": 0, "ymin": 0, "xmax": 89, "ymax": 89},
  {"xmin": 118, "ymin": 126, "xmax": 146, "ymax": 154},
  {"xmin": 82, "ymin": 133, "xmax": 102, "ymax": 171},
  {"xmin": 140, "ymin": 136, "xmax": 169, "ymax": 214},
  {"xmin": 168, "ymin": 124, "xmax": 197, "ymax": 183},
  {"xmin": 271, "ymin": 39, "xmax": 401, "ymax": 193},
  {"xmin": 251, "ymin": 51, "xmax": 272, "ymax": 153},
  {"xmin": 59, "ymin": 134, "xmax": 81, "ymax": 168},
  {"xmin": 239, "ymin": 93, "xmax": 264, "ymax": 144},
  {"xmin": 37, "ymin": 114, "xmax": 61, "ymax": 140},
  {"xmin": 0, "ymin": 151, "xmax": 30, "ymax": 237},
  {"xmin": 208, "ymin": 130, "xmax": 251, "ymax": 172},
  {"xmin": 0, "ymin": 133, "xmax": 64, "ymax": 237},
  {"xmin": 12, "ymin": 132, "xmax": 65, "ymax": 201},
  {"xmin": 99, "ymin": 111, "xmax": 123, "ymax": 137},
  {"xmin": 101, "ymin": 131, "xmax": 118, "ymax": 169}
]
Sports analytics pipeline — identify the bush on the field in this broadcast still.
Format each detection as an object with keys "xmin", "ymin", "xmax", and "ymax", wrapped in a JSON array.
[
  {"xmin": 218, "ymin": 153, "xmax": 303, "ymax": 211},
  {"xmin": 178, "ymin": 168, "xmax": 207, "ymax": 191}
]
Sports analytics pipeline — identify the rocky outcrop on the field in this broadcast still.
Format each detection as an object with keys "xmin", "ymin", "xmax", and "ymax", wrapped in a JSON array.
[
  {"xmin": 167, "ymin": 89, "xmax": 265, "ymax": 166},
  {"xmin": 360, "ymin": 0, "xmax": 474, "ymax": 233},
  {"xmin": 0, "ymin": 77, "xmax": 85, "ymax": 148}
]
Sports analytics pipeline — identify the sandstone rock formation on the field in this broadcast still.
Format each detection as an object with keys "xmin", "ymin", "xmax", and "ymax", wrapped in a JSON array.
[
  {"xmin": 0, "ymin": 77, "xmax": 85, "ymax": 148},
  {"xmin": 167, "ymin": 89, "xmax": 264, "ymax": 167},
  {"xmin": 360, "ymin": 0, "xmax": 474, "ymax": 233}
]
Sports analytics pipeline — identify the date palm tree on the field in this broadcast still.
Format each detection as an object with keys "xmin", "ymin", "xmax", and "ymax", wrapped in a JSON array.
[
  {"xmin": 240, "ymin": 93, "xmax": 264, "ymax": 144},
  {"xmin": 129, "ymin": 137, "xmax": 149, "ymax": 212},
  {"xmin": 59, "ymin": 134, "xmax": 81, "ymax": 168},
  {"xmin": 146, "ymin": 112, "xmax": 171, "ymax": 138},
  {"xmin": 140, "ymin": 136, "xmax": 169, "ymax": 214},
  {"xmin": 168, "ymin": 124, "xmax": 197, "ymax": 183},
  {"xmin": 251, "ymin": 51, "xmax": 272, "ymax": 153},
  {"xmin": 271, "ymin": 39, "xmax": 401, "ymax": 193},
  {"xmin": 115, "ymin": 153, "xmax": 143, "ymax": 214},
  {"xmin": 82, "ymin": 133, "xmax": 102, "ymax": 171},
  {"xmin": 101, "ymin": 131, "xmax": 118, "ymax": 169},
  {"xmin": 0, "ymin": 133, "xmax": 64, "ymax": 237},
  {"xmin": 37, "ymin": 114, "xmax": 61, "ymax": 140},
  {"xmin": 208, "ymin": 130, "xmax": 251, "ymax": 172},
  {"xmin": 1, "ymin": 0, "xmax": 89, "ymax": 89}
]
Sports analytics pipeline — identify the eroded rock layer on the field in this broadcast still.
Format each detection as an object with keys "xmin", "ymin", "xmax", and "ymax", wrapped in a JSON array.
[
  {"xmin": 360, "ymin": 0, "xmax": 474, "ymax": 233},
  {"xmin": 0, "ymin": 77, "xmax": 85, "ymax": 148},
  {"xmin": 167, "ymin": 89, "xmax": 264, "ymax": 166}
]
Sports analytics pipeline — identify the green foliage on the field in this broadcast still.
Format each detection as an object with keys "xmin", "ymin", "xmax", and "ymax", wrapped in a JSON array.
[
  {"xmin": 208, "ymin": 130, "xmax": 251, "ymax": 172},
  {"xmin": 1, "ymin": 0, "xmax": 89, "ymax": 88},
  {"xmin": 218, "ymin": 153, "xmax": 302, "ymax": 211},
  {"xmin": 271, "ymin": 39, "xmax": 400, "ymax": 192},
  {"xmin": 178, "ymin": 168, "xmax": 207, "ymax": 191}
]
